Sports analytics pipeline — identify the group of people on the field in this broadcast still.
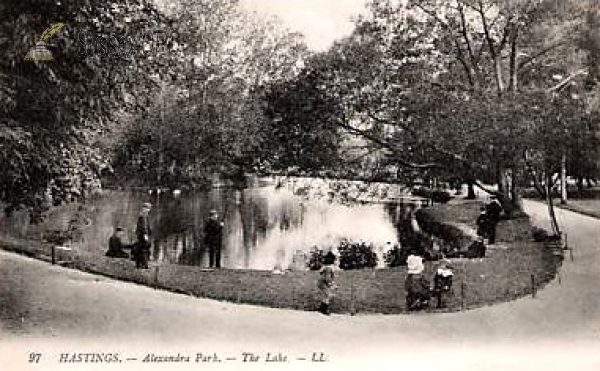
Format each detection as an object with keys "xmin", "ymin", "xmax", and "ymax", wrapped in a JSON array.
[
  {"xmin": 105, "ymin": 203, "xmax": 224, "ymax": 269},
  {"xmin": 314, "ymin": 249, "xmax": 454, "ymax": 315},
  {"xmin": 405, "ymin": 252, "xmax": 454, "ymax": 311}
]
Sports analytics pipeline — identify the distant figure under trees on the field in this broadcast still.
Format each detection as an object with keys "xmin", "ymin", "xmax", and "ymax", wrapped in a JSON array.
[
  {"xmin": 204, "ymin": 209, "xmax": 224, "ymax": 269},
  {"xmin": 132, "ymin": 202, "xmax": 152, "ymax": 269},
  {"xmin": 476, "ymin": 198, "xmax": 503, "ymax": 245}
]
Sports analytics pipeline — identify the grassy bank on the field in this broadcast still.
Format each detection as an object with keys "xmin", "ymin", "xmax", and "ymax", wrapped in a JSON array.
[{"xmin": 0, "ymin": 201, "xmax": 562, "ymax": 314}]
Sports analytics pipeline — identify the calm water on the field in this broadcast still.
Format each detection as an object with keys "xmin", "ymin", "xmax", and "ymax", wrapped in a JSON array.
[{"xmin": 1, "ymin": 179, "xmax": 419, "ymax": 270}]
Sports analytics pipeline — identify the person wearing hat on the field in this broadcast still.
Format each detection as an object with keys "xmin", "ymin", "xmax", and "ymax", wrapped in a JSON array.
[
  {"xmin": 317, "ymin": 251, "xmax": 337, "ymax": 315},
  {"xmin": 432, "ymin": 259, "xmax": 454, "ymax": 308},
  {"xmin": 484, "ymin": 197, "xmax": 503, "ymax": 244},
  {"xmin": 105, "ymin": 227, "xmax": 129, "ymax": 259},
  {"xmin": 203, "ymin": 209, "xmax": 224, "ymax": 268},
  {"xmin": 133, "ymin": 202, "xmax": 152, "ymax": 269}
]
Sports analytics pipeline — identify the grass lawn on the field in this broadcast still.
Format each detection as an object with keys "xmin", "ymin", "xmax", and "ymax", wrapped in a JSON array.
[
  {"xmin": 0, "ymin": 201, "xmax": 562, "ymax": 315},
  {"xmin": 526, "ymin": 186, "xmax": 600, "ymax": 219},
  {"xmin": 557, "ymin": 199, "xmax": 600, "ymax": 219}
]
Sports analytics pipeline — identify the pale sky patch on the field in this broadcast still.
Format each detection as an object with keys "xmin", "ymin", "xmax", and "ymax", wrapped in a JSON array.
[{"xmin": 239, "ymin": 0, "xmax": 369, "ymax": 51}]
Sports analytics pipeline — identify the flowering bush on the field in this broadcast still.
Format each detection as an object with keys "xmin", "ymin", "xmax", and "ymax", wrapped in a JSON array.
[{"xmin": 337, "ymin": 239, "xmax": 377, "ymax": 270}]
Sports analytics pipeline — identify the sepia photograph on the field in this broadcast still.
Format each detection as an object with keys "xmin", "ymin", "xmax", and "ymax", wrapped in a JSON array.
[{"xmin": 1, "ymin": 0, "xmax": 600, "ymax": 370}]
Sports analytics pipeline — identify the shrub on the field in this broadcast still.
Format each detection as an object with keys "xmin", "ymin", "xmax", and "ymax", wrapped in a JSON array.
[
  {"xmin": 415, "ymin": 208, "xmax": 485, "ymax": 259},
  {"xmin": 337, "ymin": 239, "xmax": 378, "ymax": 270},
  {"xmin": 415, "ymin": 208, "xmax": 442, "ymax": 236}
]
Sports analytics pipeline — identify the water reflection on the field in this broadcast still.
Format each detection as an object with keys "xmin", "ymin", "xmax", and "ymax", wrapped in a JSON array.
[
  {"xmin": 0, "ymin": 179, "xmax": 422, "ymax": 270},
  {"xmin": 146, "ymin": 184, "xmax": 417, "ymax": 270}
]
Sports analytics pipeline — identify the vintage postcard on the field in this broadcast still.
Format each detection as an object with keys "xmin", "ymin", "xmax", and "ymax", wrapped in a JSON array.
[{"xmin": 1, "ymin": 0, "xmax": 600, "ymax": 370}]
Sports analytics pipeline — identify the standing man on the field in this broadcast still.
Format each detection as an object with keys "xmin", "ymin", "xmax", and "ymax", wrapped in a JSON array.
[
  {"xmin": 133, "ymin": 202, "xmax": 152, "ymax": 269},
  {"xmin": 204, "ymin": 209, "xmax": 224, "ymax": 269},
  {"xmin": 485, "ymin": 197, "xmax": 503, "ymax": 244}
]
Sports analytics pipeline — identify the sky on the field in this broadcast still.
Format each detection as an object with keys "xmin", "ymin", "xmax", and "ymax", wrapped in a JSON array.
[{"xmin": 238, "ymin": 0, "xmax": 369, "ymax": 51}]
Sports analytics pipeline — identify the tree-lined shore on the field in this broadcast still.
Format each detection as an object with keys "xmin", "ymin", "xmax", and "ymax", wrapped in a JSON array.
[{"xmin": 1, "ymin": 0, "xmax": 599, "ymax": 229}]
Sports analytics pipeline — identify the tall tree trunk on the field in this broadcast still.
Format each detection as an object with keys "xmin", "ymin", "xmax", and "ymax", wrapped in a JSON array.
[
  {"xmin": 546, "ymin": 173, "xmax": 561, "ymax": 236},
  {"xmin": 509, "ymin": 170, "xmax": 524, "ymax": 216},
  {"xmin": 508, "ymin": 27, "xmax": 519, "ymax": 92},
  {"xmin": 560, "ymin": 153, "xmax": 568, "ymax": 204},
  {"xmin": 494, "ymin": 57, "xmax": 505, "ymax": 93}
]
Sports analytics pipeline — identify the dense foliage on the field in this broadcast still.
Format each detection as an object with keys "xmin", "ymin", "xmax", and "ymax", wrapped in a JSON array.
[{"xmin": 2, "ymin": 0, "xmax": 600, "ymax": 227}]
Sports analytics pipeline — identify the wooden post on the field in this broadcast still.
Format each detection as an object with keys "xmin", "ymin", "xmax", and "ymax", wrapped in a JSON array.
[
  {"xmin": 569, "ymin": 245, "xmax": 574, "ymax": 262},
  {"xmin": 154, "ymin": 266, "xmax": 160, "ymax": 287},
  {"xmin": 460, "ymin": 281, "xmax": 465, "ymax": 311},
  {"xmin": 531, "ymin": 275, "xmax": 536, "ymax": 298},
  {"xmin": 560, "ymin": 153, "xmax": 567, "ymax": 205},
  {"xmin": 350, "ymin": 274, "xmax": 356, "ymax": 316},
  {"xmin": 51, "ymin": 245, "xmax": 56, "ymax": 265}
]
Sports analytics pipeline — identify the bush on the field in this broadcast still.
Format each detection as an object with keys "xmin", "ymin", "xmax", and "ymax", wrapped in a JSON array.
[
  {"xmin": 415, "ymin": 208, "xmax": 484, "ymax": 258},
  {"xmin": 337, "ymin": 239, "xmax": 378, "ymax": 270},
  {"xmin": 415, "ymin": 208, "xmax": 441, "ymax": 235}
]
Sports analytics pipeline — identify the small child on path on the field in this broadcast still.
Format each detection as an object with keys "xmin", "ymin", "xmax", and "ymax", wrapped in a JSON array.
[
  {"xmin": 432, "ymin": 259, "xmax": 454, "ymax": 308},
  {"xmin": 317, "ymin": 251, "xmax": 337, "ymax": 315}
]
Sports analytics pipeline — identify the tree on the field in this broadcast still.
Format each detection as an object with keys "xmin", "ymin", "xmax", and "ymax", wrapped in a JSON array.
[
  {"xmin": 112, "ymin": 0, "xmax": 310, "ymax": 187},
  {"xmin": 262, "ymin": 57, "xmax": 343, "ymax": 173},
  {"xmin": 281, "ymin": 0, "xmax": 599, "ymax": 214},
  {"xmin": 0, "ymin": 0, "xmax": 180, "ymax": 220}
]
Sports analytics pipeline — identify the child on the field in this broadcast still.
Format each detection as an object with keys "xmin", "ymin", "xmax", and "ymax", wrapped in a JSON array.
[
  {"xmin": 317, "ymin": 251, "xmax": 337, "ymax": 315},
  {"xmin": 432, "ymin": 259, "xmax": 454, "ymax": 308}
]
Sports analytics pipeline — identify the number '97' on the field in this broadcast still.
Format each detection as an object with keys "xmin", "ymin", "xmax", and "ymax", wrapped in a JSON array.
[{"xmin": 28, "ymin": 352, "xmax": 42, "ymax": 363}]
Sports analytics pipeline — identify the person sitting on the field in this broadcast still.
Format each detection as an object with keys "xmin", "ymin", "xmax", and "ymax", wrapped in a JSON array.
[{"xmin": 105, "ymin": 227, "xmax": 130, "ymax": 259}]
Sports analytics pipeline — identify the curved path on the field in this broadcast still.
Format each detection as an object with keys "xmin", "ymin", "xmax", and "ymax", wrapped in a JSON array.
[{"xmin": 1, "ymin": 200, "xmax": 599, "ymax": 370}]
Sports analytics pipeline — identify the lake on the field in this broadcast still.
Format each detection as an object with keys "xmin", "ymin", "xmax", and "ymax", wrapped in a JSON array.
[{"xmin": 0, "ymin": 177, "xmax": 423, "ymax": 270}]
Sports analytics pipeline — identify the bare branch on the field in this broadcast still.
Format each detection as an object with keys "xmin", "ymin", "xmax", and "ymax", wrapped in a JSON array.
[
  {"xmin": 414, "ymin": 2, "xmax": 476, "ymax": 88},
  {"xmin": 364, "ymin": 110, "xmax": 480, "ymax": 170},
  {"xmin": 333, "ymin": 118, "xmax": 438, "ymax": 169},
  {"xmin": 547, "ymin": 69, "xmax": 588, "ymax": 93},
  {"xmin": 457, "ymin": 2, "xmax": 476, "ymax": 63},
  {"xmin": 517, "ymin": 40, "xmax": 569, "ymax": 72}
]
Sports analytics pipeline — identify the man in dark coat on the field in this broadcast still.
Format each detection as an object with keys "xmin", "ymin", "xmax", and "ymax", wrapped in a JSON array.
[
  {"xmin": 204, "ymin": 209, "xmax": 224, "ymax": 268},
  {"xmin": 484, "ymin": 197, "xmax": 503, "ymax": 244},
  {"xmin": 133, "ymin": 202, "xmax": 152, "ymax": 269},
  {"xmin": 105, "ymin": 227, "xmax": 129, "ymax": 258}
]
